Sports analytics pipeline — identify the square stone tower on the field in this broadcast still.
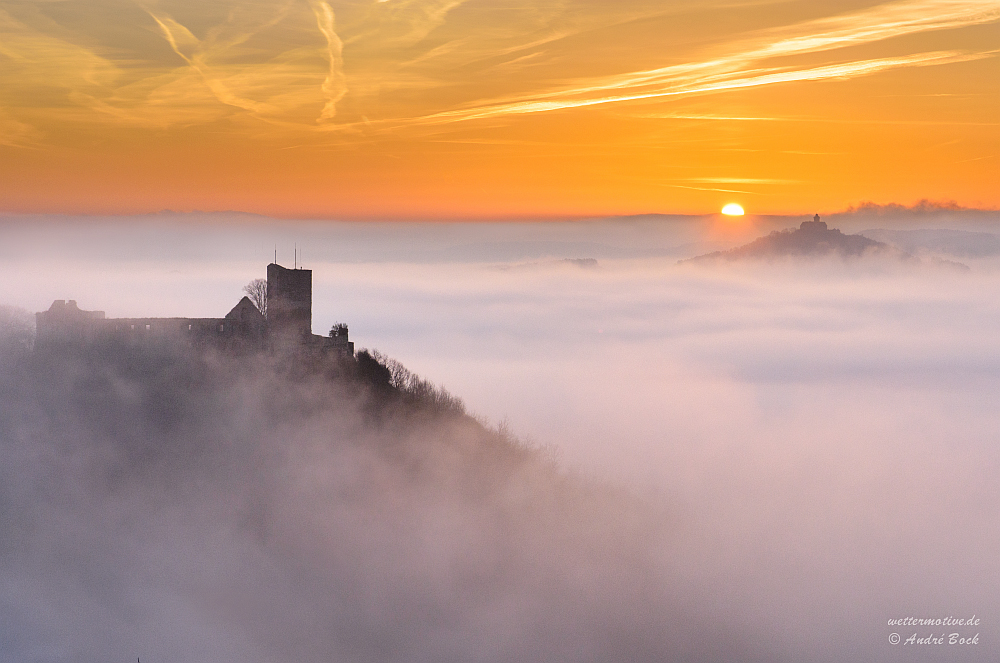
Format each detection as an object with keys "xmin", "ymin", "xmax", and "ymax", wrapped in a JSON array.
[{"xmin": 266, "ymin": 263, "xmax": 312, "ymax": 342}]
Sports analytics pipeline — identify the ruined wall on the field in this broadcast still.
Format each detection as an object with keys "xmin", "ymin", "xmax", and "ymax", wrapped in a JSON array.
[
  {"xmin": 34, "ymin": 264, "xmax": 338, "ymax": 356},
  {"xmin": 35, "ymin": 300, "xmax": 106, "ymax": 348}
]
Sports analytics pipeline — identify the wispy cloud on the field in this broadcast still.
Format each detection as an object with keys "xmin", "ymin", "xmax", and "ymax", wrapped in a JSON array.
[
  {"xmin": 343, "ymin": 0, "xmax": 473, "ymax": 51},
  {"xmin": 745, "ymin": 0, "xmax": 1000, "ymax": 61},
  {"xmin": 0, "ymin": 110, "xmax": 41, "ymax": 148},
  {"xmin": 664, "ymin": 184, "xmax": 757, "ymax": 195},
  {"xmin": 308, "ymin": 0, "xmax": 348, "ymax": 121},
  {"xmin": 626, "ymin": 113, "xmax": 781, "ymax": 121},
  {"xmin": 1, "ymin": 0, "xmax": 997, "ymax": 171},
  {"xmin": 535, "ymin": 0, "xmax": 1000, "ymax": 102},
  {"xmin": 407, "ymin": 50, "xmax": 992, "ymax": 125},
  {"xmin": 145, "ymin": 6, "xmax": 302, "ymax": 116},
  {"xmin": 624, "ymin": 112, "xmax": 1000, "ymax": 127},
  {"xmin": 44, "ymin": 2, "xmax": 344, "ymax": 129},
  {"xmin": 394, "ymin": 0, "xmax": 1000, "ymax": 125},
  {"xmin": 688, "ymin": 178, "xmax": 798, "ymax": 185},
  {"xmin": 0, "ymin": 8, "xmax": 120, "ymax": 90}
]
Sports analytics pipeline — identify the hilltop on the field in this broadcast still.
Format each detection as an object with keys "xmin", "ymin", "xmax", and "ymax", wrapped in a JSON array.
[
  {"xmin": 0, "ymin": 304, "xmax": 742, "ymax": 663},
  {"xmin": 685, "ymin": 217, "xmax": 898, "ymax": 263}
]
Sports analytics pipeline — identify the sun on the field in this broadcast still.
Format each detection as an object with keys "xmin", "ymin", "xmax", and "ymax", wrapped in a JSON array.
[{"xmin": 721, "ymin": 203, "xmax": 745, "ymax": 216}]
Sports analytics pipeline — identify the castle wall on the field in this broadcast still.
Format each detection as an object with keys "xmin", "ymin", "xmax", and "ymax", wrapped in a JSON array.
[
  {"xmin": 35, "ymin": 263, "xmax": 346, "ymax": 356},
  {"xmin": 36, "ymin": 300, "xmax": 106, "ymax": 347},
  {"xmin": 103, "ymin": 317, "xmax": 230, "ymax": 343}
]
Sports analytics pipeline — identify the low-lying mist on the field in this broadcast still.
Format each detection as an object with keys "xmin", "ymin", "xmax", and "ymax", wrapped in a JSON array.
[
  {"xmin": 2, "ymin": 210, "xmax": 999, "ymax": 661},
  {"xmin": 0, "ymin": 341, "xmax": 745, "ymax": 663}
]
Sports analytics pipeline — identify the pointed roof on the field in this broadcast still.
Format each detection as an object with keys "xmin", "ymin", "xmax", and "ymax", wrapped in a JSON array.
[{"xmin": 226, "ymin": 296, "xmax": 264, "ymax": 321}]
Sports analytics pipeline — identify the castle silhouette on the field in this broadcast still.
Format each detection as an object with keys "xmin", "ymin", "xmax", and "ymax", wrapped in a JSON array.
[{"xmin": 35, "ymin": 263, "xmax": 353, "ymax": 354}]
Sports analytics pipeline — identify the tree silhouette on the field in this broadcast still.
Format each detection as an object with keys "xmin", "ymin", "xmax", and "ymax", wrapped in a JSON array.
[{"xmin": 243, "ymin": 279, "xmax": 267, "ymax": 317}]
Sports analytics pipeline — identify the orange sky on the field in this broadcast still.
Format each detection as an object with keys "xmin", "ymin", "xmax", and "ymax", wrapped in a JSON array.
[{"xmin": 1, "ymin": 0, "xmax": 998, "ymax": 218}]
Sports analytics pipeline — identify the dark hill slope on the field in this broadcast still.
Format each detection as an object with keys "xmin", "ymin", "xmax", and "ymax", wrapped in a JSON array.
[
  {"xmin": 0, "ymin": 330, "xmax": 752, "ymax": 663},
  {"xmin": 687, "ymin": 219, "xmax": 898, "ymax": 262}
]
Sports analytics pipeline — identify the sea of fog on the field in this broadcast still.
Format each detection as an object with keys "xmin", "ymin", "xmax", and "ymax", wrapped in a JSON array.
[{"xmin": 2, "ymin": 208, "xmax": 1000, "ymax": 662}]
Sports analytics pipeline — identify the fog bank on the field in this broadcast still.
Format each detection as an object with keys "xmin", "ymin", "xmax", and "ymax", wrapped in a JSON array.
[{"xmin": 2, "ymin": 211, "xmax": 1000, "ymax": 661}]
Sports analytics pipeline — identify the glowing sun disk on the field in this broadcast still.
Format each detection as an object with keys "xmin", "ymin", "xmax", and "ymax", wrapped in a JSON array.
[{"xmin": 722, "ymin": 203, "xmax": 745, "ymax": 216}]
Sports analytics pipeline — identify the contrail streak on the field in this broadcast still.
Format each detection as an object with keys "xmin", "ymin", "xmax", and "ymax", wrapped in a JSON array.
[
  {"xmin": 411, "ymin": 51, "xmax": 990, "ymax": 124},
  {"xmin": 148, "ymin": 11, "xmax": 273, "ymax": 114},
  {"xmin": 308, "ymin": 0, "xmax": 347, "ymax": 122},
  {"xmin": 395, "ymin": 0, "xmax": 1000, "ymax": 126}
]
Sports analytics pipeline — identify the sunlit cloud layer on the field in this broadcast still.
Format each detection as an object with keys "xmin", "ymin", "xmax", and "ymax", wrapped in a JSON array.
[{"xmin": 0, "ymin": 0, "xmax": 997, "ymax": 215}]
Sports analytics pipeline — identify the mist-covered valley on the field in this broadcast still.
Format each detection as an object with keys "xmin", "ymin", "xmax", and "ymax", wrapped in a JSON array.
[{"xmin": 2, "ymin": 207, "xmax": 1000, "ymax": 662}]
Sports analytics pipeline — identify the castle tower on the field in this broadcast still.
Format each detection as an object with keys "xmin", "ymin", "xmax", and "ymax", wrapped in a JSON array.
[
  {"xmin": 801, "ymin": 213, "xmax": 827, "ymax": 232},
  {"xmin": 266, "ymin": 263, "xmax": 312, "ymax": 342},
  {"xmin": 35, "ymin": 300, "xmax": 106, "ymax": 348}
]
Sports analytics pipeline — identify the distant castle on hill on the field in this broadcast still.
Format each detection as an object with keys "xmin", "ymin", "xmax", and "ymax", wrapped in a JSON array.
[{"xmin": 35, "ymin": 263, "xmax": 353, "ymax": 355}]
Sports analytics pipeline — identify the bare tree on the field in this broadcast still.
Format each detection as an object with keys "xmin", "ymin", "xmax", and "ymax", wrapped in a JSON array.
[
  {"xmin": 243, "ymin": 278, "xmax": 267, "ymax": 317},
  {"xmin": 370, "ymin": 349, "xmax": 464, "ymax": 413}
]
